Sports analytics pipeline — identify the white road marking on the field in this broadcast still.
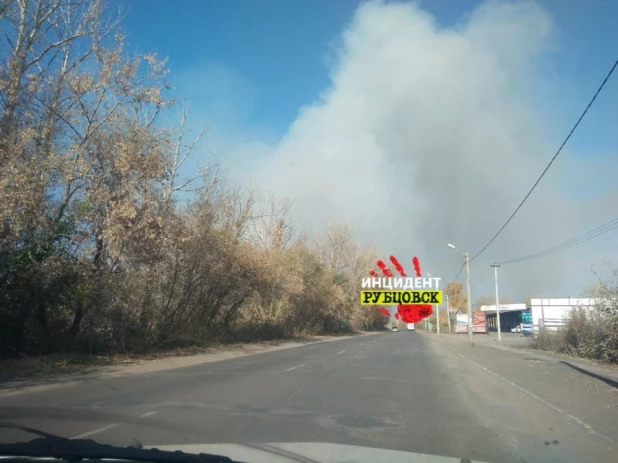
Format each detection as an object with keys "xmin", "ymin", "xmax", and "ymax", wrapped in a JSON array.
[
  {"xmin": 71, "ymin": 411, "xmax": 157, "ymax": 439},
  {"xmin": 287, "ymin": 387, "xmax": 304, "ymax": 399},
  {"xmin": 71, "ymin": 423, "xmax": 118, "ymax": 439},
  {"xmin": 360, "ymin": 376, "xmax": 416, "ymax": 383},
  {"xmin": 337, "ymin": 350, "xmax": 346, "ymax": 354},
  {"xmin": 455, "ymin": 352, "xmax": 616, "ymax": 445},
  {"xmin": 285, "ymin": 364, "xmax": 305, "ymax": 371}
]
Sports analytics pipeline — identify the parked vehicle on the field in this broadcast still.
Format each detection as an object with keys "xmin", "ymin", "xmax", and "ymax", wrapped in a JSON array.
[
  {"xmin": 407, "ymin": 323, "xmax": 415, "ymax": 331},
  {"xmin": 522, "ymin": 310, "xmax": 533, "ymax": 336},
  {"xmin": 391, "ymin": 326, "xmax": 399, "ymax": 332}
]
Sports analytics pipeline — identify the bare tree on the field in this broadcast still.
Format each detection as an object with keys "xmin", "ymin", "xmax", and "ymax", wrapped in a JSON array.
[
  {"xmin": 0, "ymin": 0, "xmax": 394, "ymax": 357},
  {"xmin": 161, "ymin": 104, "xmax": 209, "ymax": 211},
  {"xmin": 445, "ymin": 282, "xmax": 467, "ymax": 312},
  {"xmin": 313, "ymin": 228, "xmax": 327, "ymax": 265},
  {"xmin": 249, "ymin": 194, "xmax": 298, "ymax": 252},
  {"xmin": 216, "ymin": 180, "xmax": 260, "ymax": 240}
]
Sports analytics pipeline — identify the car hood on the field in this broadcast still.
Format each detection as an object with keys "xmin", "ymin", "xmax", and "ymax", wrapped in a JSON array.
[{"xmin": 151, "ymin": 442, "xmax": 489, "ymax": 463}]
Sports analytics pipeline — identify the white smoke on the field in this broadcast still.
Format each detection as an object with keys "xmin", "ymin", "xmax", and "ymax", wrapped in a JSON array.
[{"xmin": 233, "ymin": 0, "xmax": 618, "ymax": 300}]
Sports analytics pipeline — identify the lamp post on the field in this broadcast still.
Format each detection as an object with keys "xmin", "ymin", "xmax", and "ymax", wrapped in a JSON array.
[
  {"xmin": 427, "ymin": 273, "xmax": 438, "ymax": 334},
  {"xmin": 448, "ymin": 243, "xmax": 473, "ymax": 346},
  {"xmin": 446, "ymin": 294, "xmax": 451, "ymax": 334},
  {"xmin": 491, "ymin": 264, "xmax": 502, "ymax": 341}
]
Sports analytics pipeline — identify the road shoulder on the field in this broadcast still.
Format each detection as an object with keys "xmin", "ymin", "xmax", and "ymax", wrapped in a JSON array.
[
  {"xmin": 419, "ymin": 331, "xmax": 617, "ymax": 462},
  {"xmin": 424, "ymin": 331, "xmax": 618, "ymax": 385},
  {"xmin": 0, "ymin": 332, "xmax": 380, "ymax": 398}
]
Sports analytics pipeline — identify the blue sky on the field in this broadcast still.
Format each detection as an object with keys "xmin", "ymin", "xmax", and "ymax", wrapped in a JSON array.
[
  {"xmin": 120, "ymin": 0, "xmax": 617, "ymax": 151},
  {"xmin": 117, "ymin": 0, "xmax": 618, "ymax": 300},
  {"xmin": 120, "ymin": 0, "xmax": 356, "ymax": 137}
]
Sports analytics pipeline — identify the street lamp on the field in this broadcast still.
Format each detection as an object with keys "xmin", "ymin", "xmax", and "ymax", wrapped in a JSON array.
[
  {"xmin": 491, "ymin": 263, "xmax": 502, "ymax": 341},
  {"xmin": 448, "ymin": 243, "xmax": 473, "ymax": 346},
  {"xmin": 427, "ymin": 273, "xmax": 440, "ymax": 335},
  {"xmin": 426, "ymin": 273, "xmax": 438, "ymax": 334}
]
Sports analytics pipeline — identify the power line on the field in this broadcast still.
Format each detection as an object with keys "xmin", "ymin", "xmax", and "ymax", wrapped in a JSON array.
[
  {"xmin": 470, "ymin": 59, "xmax": 618, "ymax": 264},
  {"xmin": 473, "ymin": 267, "xmax": 492, "ymax": 284},
  {"xmin": 501, "ymin": 218, "xmax": 618, "ymax": 265},
  {"xmin": 498, "ymin": 216, "xmax": 618, "ymax": 265},
  {"xmin": 476, "ymin": 270, "xmax": 492, "ymax": 287},
  {"xmin": 471, "ymin": 266, "xmax": 492, "ymax": 287},
  {"xmin": 450, "ymin": 259, "xmax": 486, "ymax": 285},
  {"xmin": 450, "ymin": 262, "xmax": 465, "ymax": 283}
]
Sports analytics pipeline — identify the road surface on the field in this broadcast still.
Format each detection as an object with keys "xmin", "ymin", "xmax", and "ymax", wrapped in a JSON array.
[{"xmin": 0, "ymin": 332, "xmax": 616, "ymax": 463}]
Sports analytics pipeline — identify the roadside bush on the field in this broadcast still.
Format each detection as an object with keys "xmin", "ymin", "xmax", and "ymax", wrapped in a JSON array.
[
  {"xmin": 530, "ymin": 330, "xmax": 564, "ymax": 352},
  {"xmin": 0, "ymin": 0, "xmax": 391, "ymax": 358},
  {"xmin": 531, "ymin": 265, "xmax": 618, "ymax": 364}
]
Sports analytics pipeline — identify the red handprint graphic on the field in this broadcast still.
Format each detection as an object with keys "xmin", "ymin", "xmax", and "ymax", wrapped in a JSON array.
[{"xmin": 370, "ymin": 256, "xmax": 433, "ymax": 324}]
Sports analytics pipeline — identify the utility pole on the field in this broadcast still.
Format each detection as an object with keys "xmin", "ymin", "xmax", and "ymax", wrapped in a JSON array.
[
  {"xmin": 428, "ymin": 273, "xmax": 438, "ymax": 334},
  {"xmin": 491, "ymin": 263, "xmax": 501, "ymax": 341},
  {"xmin": 465, "ymin": 252, "xmax": 473, "ymax": 345},
  {"xmin": 448, "ymin": 244, "xmax": 474, "ymax": 345},
  {"xmin": 446, "ymin": 294, "xmax": 451, "ymax": 334}
]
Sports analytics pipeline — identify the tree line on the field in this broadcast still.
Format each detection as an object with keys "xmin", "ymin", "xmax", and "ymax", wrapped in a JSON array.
[{"xmin": 0, "ymin": 0, "xmax": 392, "ymax": 357}]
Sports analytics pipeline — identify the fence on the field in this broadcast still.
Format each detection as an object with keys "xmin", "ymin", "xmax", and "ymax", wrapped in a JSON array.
[{"xmin": 535, "ymin": 318, "xmax": 567, "ymax": 332}]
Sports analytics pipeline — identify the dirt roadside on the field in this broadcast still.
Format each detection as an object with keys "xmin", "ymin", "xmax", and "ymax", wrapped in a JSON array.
[
  {"xmin": 423, "ymin": 331, "xmax": 618, "ymax": 384},
  {"xmin": 420, "ymin": 331, "xmax": 618, "ymax": 463},
  {"xmin": 0, "ymin": 332, "xmax": 381, "ymax": 398}
]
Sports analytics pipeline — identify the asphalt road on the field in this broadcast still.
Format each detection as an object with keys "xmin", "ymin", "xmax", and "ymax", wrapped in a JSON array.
[{"xmin": 0, "ymin": 332, "xmax": 616, "ymax": 463}]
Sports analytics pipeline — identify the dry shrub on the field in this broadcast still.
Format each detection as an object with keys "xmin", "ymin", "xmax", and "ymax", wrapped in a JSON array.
[
  {"xmin": 531, "ymin": 275, "xmax": 618, "ymax": 364},
  {"xmin": 0, "ymin": 0, "xmax": 387, "ymax": 358}
]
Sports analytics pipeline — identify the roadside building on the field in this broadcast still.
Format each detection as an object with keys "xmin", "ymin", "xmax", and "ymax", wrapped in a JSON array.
[
  {"xmin": 529, "ymin": 297, "xmax": 614, "ymax": 332},
  {"xmin": 480, "ymin": 303, "xmax": 528, "ymax": 333}
]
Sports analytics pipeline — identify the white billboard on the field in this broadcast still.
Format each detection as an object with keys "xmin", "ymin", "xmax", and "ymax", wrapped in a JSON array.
[
  {"xmin": 480, "ymin": 303, "xmax": 526, "ymax": 313},
  {"xmin": 529, "ymin": 298, "xmax": 611, "ymax": 331}
]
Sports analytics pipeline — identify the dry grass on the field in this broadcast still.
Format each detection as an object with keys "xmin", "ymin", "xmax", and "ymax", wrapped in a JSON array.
[
  {"xmin": 0, "ymin": 344, "xmax": 238, "ymax": 379},
  {"xmin": 0, "ymin": 333, "xmax": 362, "ymax": 381},
  {"xmin": 530, "ymin": 306, "xmax": 618, "ymax": 365}
]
